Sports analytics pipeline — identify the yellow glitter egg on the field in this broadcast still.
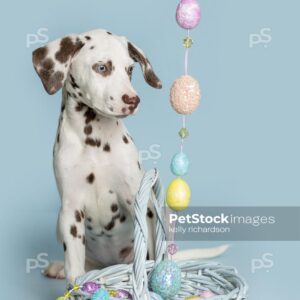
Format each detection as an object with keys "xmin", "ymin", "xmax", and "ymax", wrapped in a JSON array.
[
  {"xmin": 185, "ymin": 296, "xmax": 203, "ymax": 300},
  {"xmin": 166, "ymin": 178, "xmax": 191, "ymax": 211},
  {"xmin": 170, "ymin": 75, "xmax": 201, "ymax": 115}
]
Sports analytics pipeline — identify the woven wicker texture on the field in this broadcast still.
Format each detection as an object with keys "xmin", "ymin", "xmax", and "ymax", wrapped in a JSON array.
[{"xmin": 73, "ymin": 169, "xmax": 248, "ymax": 300}]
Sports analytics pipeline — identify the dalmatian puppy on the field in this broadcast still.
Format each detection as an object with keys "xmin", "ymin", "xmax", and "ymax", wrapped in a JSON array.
[
  {"xmin": 32, "ymin": 29, "xmax": 162, "ymax": 284},
  {"xmin": 32, "ymin": 29, "xmax": 227, "ymax": 285}
]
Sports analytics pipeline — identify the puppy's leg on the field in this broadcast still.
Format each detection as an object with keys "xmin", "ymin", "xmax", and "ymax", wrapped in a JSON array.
[
  {"xmin": 146, "ymin": 202, "xmax": 156, "ymax": 260},
  {"xmin": 58, "ymin": 205, "xmax": 86, "ymax": 284},
  {"xmin": 43, "ymin": 257, "xmax": 100, "ymax": 280}
]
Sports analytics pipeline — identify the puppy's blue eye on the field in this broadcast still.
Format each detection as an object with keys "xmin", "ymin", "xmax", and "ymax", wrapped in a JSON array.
[
  {"xmin": 96, "ymin": 64, "xmax": 107, "ymax": 73},
  {"xmin": 92, "ymin": 61, "xmax": 113, "ymax": 76}
]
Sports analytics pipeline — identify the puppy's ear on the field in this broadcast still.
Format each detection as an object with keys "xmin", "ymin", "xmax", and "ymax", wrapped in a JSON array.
[
  {"xmin": 128, "ymin": 42, "xmax": 162, "ymax": 89},
  {"xmin": 32, "ymin": 35, "xmax": 84, "ymax": 95}
]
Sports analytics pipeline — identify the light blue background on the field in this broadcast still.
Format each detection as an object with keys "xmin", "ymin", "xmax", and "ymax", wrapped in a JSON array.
[{"xmin": 0, "ymin": 0, "xmax": 299, "ymax": 299}]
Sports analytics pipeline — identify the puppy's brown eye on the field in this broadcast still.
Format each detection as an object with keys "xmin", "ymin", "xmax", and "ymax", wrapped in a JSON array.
[{"xmin": 127, "ymin": 66, "xmax": 134, "ymax": 76}]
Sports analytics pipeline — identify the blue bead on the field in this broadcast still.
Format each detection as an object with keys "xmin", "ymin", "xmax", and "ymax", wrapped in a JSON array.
[
  {"xmin": 149, "ymin": 260, "xmax": 181, "ymax": 298},
  {"xmin": 91, "ymin": 288, "xmax": 109, "ymax": 300},
  {"xmin": 171, "ymin": 152, "xmax": 190, "ymax": 176}
]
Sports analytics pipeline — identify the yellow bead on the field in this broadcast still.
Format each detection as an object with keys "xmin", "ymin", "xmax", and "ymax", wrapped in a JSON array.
[
  {"xmin": 56, "ymin": 297, "xmax": 66, "ymax": 300},
  {"xmin": 166, "ymin": 178, "xmax": 191, "ymax": 211},
  {"xmin": 179, "ymin": 127, "xmax": 189, "ymax": 139},
  {"xmin": 73, "ymin": 285, "xmax": 80, "ymax": 291},
  {"xmin": 109, "ymin": 290, "xmax": 117, "ymax": 296},
  {"xmin": 183, "ymin": 36, "xmax": 193, "ymax": 48},
  {"xmin": 64, "ymin": 291, "xmax": 71, "ymax": 298}
]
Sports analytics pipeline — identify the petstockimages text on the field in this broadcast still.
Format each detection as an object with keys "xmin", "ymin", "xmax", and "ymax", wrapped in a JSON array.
[{"xmin": 169, "ymin": 213, "xmax": 276, "ymax": 227}]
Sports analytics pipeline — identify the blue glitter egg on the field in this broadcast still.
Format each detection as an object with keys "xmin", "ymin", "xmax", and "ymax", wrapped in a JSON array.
[
  {"xmin": 91, "ymin": 288, "xmax": 109, "ymax": 300},
  {"xmin": 149, "ymin": 260, "xmax": 181, "ymax": 299},
  {"xmin": 171, "ymin": 152, "xmax": 190, "ymax": 176}
]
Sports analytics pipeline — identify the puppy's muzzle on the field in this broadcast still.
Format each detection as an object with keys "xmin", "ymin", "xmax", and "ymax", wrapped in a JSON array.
[{"xmin": 122, "ymin": 94, "xmax": 140, "ymax": 113}]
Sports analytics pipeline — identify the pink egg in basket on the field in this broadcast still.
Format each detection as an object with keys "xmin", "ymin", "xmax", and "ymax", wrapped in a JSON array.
[
  {"xmin": 170, "ymin": 75, "xmax": 201, "ymax": 115},
  {"xmin": 200, "ymin": 290, "xmax": 216, "ymax": 298}
]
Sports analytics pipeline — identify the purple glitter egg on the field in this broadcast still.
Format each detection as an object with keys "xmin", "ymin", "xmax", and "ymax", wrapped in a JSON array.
[
  {"xmin": 115, "ymin": 289, "xmax": 132, "ymax": 299},
  {"xmin": 176, "ymin": 0, "xmax": 201, "ymax": 30},
  {"xmin": 82, "ymin": 282, "xmax": 101, "ymax": 294}
]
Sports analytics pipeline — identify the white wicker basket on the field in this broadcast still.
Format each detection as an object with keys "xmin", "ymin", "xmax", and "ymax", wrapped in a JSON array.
[{"xmin": 70, "ymin": 169, "xmax": 248, "ymax": 300}]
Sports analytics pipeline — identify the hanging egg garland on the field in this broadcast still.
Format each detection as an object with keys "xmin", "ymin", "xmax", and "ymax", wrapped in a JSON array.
[
  {"xmin": 166, "ymin": 15, "xmax": 202, "ymax": 300},
  {"xmin": 167, "ymin": 0, "xmax": 201, "ymax": 218}
]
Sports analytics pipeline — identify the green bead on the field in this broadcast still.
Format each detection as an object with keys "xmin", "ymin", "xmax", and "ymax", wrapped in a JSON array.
[
  {"xmin": 183, "ymin": 36, "xmax": 193, "ymax": 48},
  {"xmin": 179, "ymin": 128, "xmax": 189, "ymax": 139}
]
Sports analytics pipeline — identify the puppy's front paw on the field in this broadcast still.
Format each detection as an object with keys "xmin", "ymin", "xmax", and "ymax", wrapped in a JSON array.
[{"xmin": 43, "ymin": 261, "xmax": 65, "ymax": 279}]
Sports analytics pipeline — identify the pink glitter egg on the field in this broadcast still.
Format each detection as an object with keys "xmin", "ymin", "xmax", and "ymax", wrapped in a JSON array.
[
  {"xmin": 176, "ymin": 0, "xmax": 201, "ymax": 30},
  {"xmin": 170, "ymin": 75, "xmax": 201, "ymax": 115},
  {"xmin": 200, "ymin": 291, "xmax": 216, "ymax": 298}
]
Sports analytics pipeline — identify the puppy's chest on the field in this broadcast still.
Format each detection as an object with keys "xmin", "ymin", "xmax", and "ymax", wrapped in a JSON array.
[
  {"xmin": 57, "ymin": 111, "xmax": 144, "ymax": 264},
  {"xmin": 82, "ymin": 122, "xmax": 136, "ymax": 160},
  {"xmin": 80, "ymin": 124, "xmax": 142, "ymax": 264},
  {"xmin": 84, "ymin": 205, "xmax": 134, "ymax": 265},
  {"xmin": 79, "ymin": 121, "xmax": 142, "ymax": 211},
  {"xmin": 81, "ymin": 124, "xmax": 142, "ymax": 197}
]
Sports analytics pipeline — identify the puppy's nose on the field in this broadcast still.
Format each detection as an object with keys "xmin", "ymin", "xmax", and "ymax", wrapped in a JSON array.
[{"xmin": 122, "ymin": 94, "xmax": 140, "ymax": 106}]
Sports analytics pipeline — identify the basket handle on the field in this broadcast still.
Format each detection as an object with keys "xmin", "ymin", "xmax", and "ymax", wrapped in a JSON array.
[{"xmin": 132, "ymin": 169, "xmax": 166, "ymax": 300}]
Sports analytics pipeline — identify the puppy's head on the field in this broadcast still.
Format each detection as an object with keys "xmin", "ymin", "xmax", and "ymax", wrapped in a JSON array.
[{"xmin": 32, "ymin": 29, "xmax": 162, "ymax": 118}]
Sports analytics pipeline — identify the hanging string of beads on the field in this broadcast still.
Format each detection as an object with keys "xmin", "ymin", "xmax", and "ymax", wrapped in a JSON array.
[
  {"xmin": 149, "ymin": 1, "xmax": 208, "ymax": 299},
  {"xmin": 166, "ymin": 0, "xmax": 202, "ymax": 259}
]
